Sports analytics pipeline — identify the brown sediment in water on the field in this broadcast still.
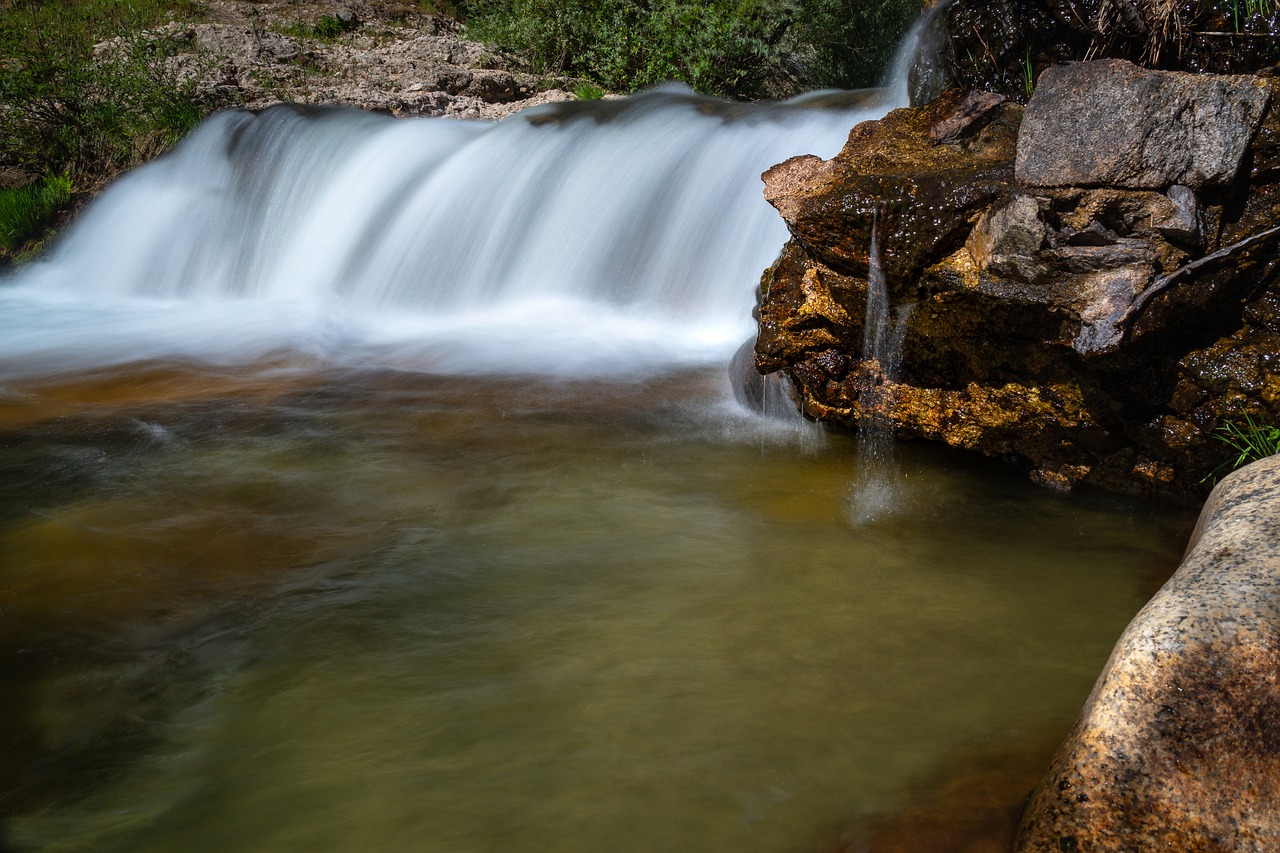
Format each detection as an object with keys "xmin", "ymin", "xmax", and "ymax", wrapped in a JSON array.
[
  {"xmin": 0, "ymin": 359, "xmax": 330, "ymax": 429},
  {"xmin": 807, "ymin": 734, "xmax": 1067, "ymax": 853}
]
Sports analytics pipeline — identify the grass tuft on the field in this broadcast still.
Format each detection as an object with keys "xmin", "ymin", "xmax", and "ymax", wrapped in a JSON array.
[
  {"xmin": 0, "ymin": 173, "xmax": 73, "ymax": 254},
  {"xmin": 1206, "ymin": 413, "xmax": 1280, "ymax": 481}
]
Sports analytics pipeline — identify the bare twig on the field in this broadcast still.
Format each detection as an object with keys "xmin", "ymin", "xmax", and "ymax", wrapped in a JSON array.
[{"xmin": 1120, "ymin": 224, "xmax": 1280, "ymax": 335}]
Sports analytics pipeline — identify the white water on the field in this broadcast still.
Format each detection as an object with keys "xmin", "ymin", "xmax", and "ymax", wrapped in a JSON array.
[{"xmin": 0, "ymin": 85, "xmax": 907, "ymax": 384}]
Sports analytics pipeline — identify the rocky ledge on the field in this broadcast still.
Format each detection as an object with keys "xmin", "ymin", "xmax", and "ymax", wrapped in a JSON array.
[
  {"xmin": 752, "ymin": 59, "xmax": 1280, "ymax": 496},
  {"xmin": 107, "ymin": 0, "xmax": 580, "ymax": 121},
  {"xmin": 1015, "ymin": 453, "xmax": 1280, "ymax": 851}
]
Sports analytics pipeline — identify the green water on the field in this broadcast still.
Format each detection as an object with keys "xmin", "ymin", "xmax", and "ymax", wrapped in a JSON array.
[{"xmin": 0, "ymin": 367, "xmax": 1192, "ymax": 851}]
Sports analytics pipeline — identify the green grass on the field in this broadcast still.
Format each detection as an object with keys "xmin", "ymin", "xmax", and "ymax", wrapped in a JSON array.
[
  {"xmin": 572, "ymin": 80, "xmax": 606, "ymax": 99},
  {"xmin": 282, "ymin": 12, "xmax": 361, "ymax": 41},
  {"xmin": 0, "ymin": 172, "xmax": 72, "ymax": 254},
  {"xmin": 1207, "ymin": 413, "xmax": 1280, "ymax": 480}
]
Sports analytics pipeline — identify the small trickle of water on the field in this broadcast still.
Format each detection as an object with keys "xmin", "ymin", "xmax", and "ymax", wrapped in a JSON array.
[
  {"xmin": 851, "ymin": 215, "xmax": 914, "ymax": 525},
  {"xmin": 881, "ymin": 0, "xmax": 957, "ymax": 107}
]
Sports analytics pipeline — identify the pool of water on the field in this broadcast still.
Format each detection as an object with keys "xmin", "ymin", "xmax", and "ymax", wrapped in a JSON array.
[{"xmin": 0, "ymin": 363, "xmax": 1193, "ymax": 852}]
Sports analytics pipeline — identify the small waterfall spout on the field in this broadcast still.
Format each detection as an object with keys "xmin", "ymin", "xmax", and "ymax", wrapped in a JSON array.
[{"xmin": 851, "ymin": 214, "xmax": 914, "ymax": 524}]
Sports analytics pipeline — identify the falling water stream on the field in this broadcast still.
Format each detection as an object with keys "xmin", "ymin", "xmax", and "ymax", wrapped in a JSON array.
[
  {"xmin": 1, "ymin": 13, "xmax": 1195, "ymax": 852},
  {"xmin": 850, "ymin": 215, "xmax": 915, "ymax": 525}
]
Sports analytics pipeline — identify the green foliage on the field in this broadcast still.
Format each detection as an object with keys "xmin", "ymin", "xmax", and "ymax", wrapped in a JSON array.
[
  {"xmin": 0, "ymin": 0, "xmax": 212, "ymax": 185},
  {"xmin": 1208, "ymin": 414, "xmax": 1280, "ymax": 479},
  {"xmin": 572, "ymin": 80, "xmax": 606, "ymax": 99},
  {"xmin": 463, "ymin": 0, "xmax": 920, "ymax": 98},
  {"xmin": 0, "ymin": 172, "xmax": 72, "ymax": 253},
  {"xmin": 789, "ymin": 0, "xmax": 922, "ymax": 93}
]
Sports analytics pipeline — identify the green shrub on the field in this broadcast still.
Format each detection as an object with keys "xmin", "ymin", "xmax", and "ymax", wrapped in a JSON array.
[
  {"xmin": 0, "ymin": 172, "xmax": 73, "ymax": 253},
  {"xmin": 0, "ymin": 0, "xmax": 212, "ymax": 185},
  {"xmin": 462, "ymin": 0, "xmax": 920, "ymax": 98}
]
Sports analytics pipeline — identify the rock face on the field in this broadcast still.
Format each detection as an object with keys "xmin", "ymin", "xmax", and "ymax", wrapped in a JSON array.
[
  {"xmin": 754, "ymin": 61, "xmax": 1280, "ymax": 495},
  {"xmin": 1015, "ymin": 454, "xmax": 1280, "ymax": 851},
  {"xmin": 1017, "ymin": 60, "xmax": 1270, "ymax": 189}
]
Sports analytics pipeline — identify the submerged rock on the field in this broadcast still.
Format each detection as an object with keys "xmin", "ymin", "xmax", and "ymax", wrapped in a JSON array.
[
  {"xmin": 753, "ymin": 60, "xmax": 1280, "ymax": 495},
  {"xmin": 1016, "ymin": 454, "xmax": 1280, "ymax": 851}
]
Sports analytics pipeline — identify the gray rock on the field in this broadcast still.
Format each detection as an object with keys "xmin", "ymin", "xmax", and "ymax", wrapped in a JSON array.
[
  {"xmin": 1016, "ymin": 453, "xmax": 1280, "ymax": 851},
  {"xmin": 1017, "ymin": 59, "xmax": 1271, "ymax": 189},
  {"xmin": 194, "ymin": 23, "xmax": 297, "ymax": 65},
  {"xmin": 1070, "ymin": 264, "xmax": 1152, "ymax": 355},
  {"xmin": 1154, "ymin": 184, "xmax": 1201, "ymax": 244},
  {"xmin": 965, "ymin": 194, "xmax": 1048, "ymax": 282}
]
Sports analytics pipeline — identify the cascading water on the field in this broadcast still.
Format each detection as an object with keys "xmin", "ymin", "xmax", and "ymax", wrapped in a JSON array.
[
  {"xmin": 0, "ymin": 88, "xmax": 899, "ymax": 383},
  {"xmin": 851, "ymin": 214, "xmax": 915, "ymax": 524}
]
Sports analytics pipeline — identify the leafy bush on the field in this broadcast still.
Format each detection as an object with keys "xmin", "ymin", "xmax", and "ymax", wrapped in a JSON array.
[
  {"xmin": 0, "ymin": 172, "xmax": 72, "ymax": 253},
  {"xmin": 0, "ymin": 0, "xmax": 211, "ymax": 186},
  {"xmin": 463, "ymin": 0, "xmax": 921, "ymax": 98}
]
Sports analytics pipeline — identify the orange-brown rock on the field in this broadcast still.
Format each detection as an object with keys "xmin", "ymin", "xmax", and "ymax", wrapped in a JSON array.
[
  {"xmin": 762, "ymin": 88, "xmax": 1021, "ymax": 287},
  {"xmin": 1016, "ymin": 454, "xmax": 1280, "ymax": 851}
]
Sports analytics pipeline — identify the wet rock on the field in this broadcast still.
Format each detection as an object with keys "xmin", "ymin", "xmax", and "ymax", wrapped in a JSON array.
[
  {"xmin": 965, "ymin": 194, "xmax": 1047, "ymax": 281},
  {"xmin": 762, "ymin": 87, "xmax": 1021, "ymax": 289},
  {"xmin": 1158, "ymin": 184, "xmax": 1200, "ymax": 243},
  {"xmin": 754, "ymin": 47, "xmax": 1280, "ymax": 496},
  {"xmin": 1016, "ymin": 59, "xmax": 1271, "ymax": 189},
  {"xmin": 1016, "ymin": 454, "xmax": 1280, "ymax": 851}
]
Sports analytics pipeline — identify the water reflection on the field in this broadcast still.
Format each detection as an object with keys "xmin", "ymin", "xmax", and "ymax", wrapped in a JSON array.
[{"xmin": 1, "ymin": 366, "xmax": 1192, "ymax": 852}]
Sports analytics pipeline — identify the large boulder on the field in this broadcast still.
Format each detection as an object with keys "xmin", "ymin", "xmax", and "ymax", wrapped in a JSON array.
[
  {"xmin": 1017, "ymin": 60, "xmax": 1270, "ymax": 189},
  {"xmin": 1016, "ymin": 454, "xmax": 1280, "ymax": 851}
]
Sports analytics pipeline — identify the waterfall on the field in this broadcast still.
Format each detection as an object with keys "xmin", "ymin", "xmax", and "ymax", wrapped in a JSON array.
[
  {"xmin": 881, "ymin": 0, "xmax": 956, "ymax": 107},
  {"xmin": 0, "ymin": 89, "xmax": 893, "ymax": 383},
  {"xmin": 0, "ymin": 7, "xmax": 951, "ymax": 387},
  {"xmin": 850, "ymin": 215, "xmax": 914, "ymax": 524}
]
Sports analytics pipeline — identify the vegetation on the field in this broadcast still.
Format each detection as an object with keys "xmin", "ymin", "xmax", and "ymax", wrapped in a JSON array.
[
  {"xmin": 461, "ymin": 0, "xmax": 921, "ymax": 98},
  {"xmin": 572, "ymin": 80, "xmax": 606, "ymax": 99},
  {"xmin": 283, "ymin": 11, "xmax": 361, "ymax": 41},
  {"xmin": 0, "ymin": 0, "xmax": 213, "ymax": 185},
  {"xmin": 1207, "ymin": 414, "xmax": 1280, "ymax": 480},
  {"xmin": 0, "ymin": 172, "xmax": 72, "ymax": 254}
]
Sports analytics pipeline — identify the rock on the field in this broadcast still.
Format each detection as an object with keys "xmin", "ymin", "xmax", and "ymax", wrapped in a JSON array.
[
  {"xmin": 729, "ymin": 336, "xmax": 796, "ymax": 415},
  {"xmin": 1158, "ymin": 184, "xmax": 1200, "ymax": 244},
  {"xmin": 1016, "ymin": 454, "xmax": 1280, "ymax": 851},
  {"xmin": 762, "ymin": 87, "xmax": 1021, "ymax": 289},
  {"xmin": 965, "ymin": 194, "xmax": 1048, "ymax": 281},
  {"xmin": 1016, "ymin": 59, "xmax": 1271, "ymax": 189},
  {"xmin": 754, "ymin": 61, "xmax": 1280, "ymax": 495}
]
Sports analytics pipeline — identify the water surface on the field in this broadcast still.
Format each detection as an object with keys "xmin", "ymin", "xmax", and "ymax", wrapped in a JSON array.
[{"xmin": 1, "ymin": 364, "xmax": 1192, "ymax": 852}]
